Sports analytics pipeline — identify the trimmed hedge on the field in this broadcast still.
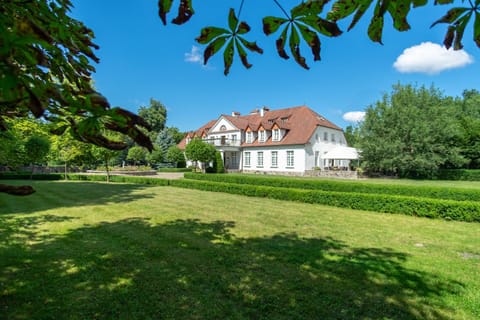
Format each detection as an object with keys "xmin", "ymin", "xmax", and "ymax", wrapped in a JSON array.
[
  {"xmin": 157, "ymin": 168, "xmax": 191, "ymax": 173},
  {"xmin": 184, "ymin": 173, "xmax": 480, "ymax": 202},
  {"xmin": 436, "ymin": 169, "xmax": 480, "ymax": 181},
  {"xmin": 0, "ymin": 173, "xmax": 64, "ymax": 180},
  {"xmin": 4, "ymin": 172, "xmax": 479, "ymax": 222},
  {"xmin": 171, "ymin": 179, "xmax": 480, "ymax": 222},
  {"xmin": 0, "ymin": 173, "xmax": 170, "ymax": 186},
  {"xmin": 66, "ymin": 174, "xmax": 170, "ymax": 186}
]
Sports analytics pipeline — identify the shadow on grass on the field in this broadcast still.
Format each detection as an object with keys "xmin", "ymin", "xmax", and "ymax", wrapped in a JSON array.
[
  {"xmin": 0, "ymin": 181, "xmax": 156, "ymax": 214},
  {"xmin": 0, "ymin": 218, "xmax": 463, "ymax": 319}
]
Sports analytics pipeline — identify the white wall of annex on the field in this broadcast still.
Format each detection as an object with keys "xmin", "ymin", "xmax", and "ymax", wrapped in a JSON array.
[{"xmin": 242, "ymin": 145, "xmax": 305, "ymax": 172}]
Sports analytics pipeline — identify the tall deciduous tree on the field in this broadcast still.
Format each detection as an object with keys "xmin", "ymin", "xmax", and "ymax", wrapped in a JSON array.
[
  {"xmin": 24, "ymin": 135, "xmax": 51, "ymax": 178},
  {"xmin": 456, "ymin": 89, "xmax": 480, "ymax": 169},
  {"xmin": 166, "ymin": 127, "xmax": 185, "ymax": 144},
  {"xmin": 359, "ymin": 84, "xmax": 466, "ymax": 178},
  {"xmin": 344, "ymin": 125, "xmax": 361, "ymax": 148},
  {"xmin": 138, "ymin": 99, "xmax": 167, "ymax": 138}
]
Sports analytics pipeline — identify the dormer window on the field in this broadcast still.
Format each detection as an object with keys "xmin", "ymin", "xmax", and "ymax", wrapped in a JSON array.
[
  {"xmin": 272, "ymin": 129, "xmax": 280, "ymax": 141},
  {"xmin": 246, "ymin": 131, "xmax": 253, "ymax": 143},
  {"xmin": 259, "ymin": 130, "xmax": 265, "ymax": 142}
]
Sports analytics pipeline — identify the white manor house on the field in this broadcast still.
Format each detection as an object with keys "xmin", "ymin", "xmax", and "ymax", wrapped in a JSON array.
[{"xmin": 178, "ymin": 105, "xmax": 359, "ymax": 175}]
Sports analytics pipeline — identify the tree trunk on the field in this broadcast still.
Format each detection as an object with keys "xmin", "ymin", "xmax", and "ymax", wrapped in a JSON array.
[
  {"xmin": 64, "ymin": 161, "xmax": 68, "ymax": 180},
  {"xmin": 105, "ymin": 155, "xmax": 110, "ymax": 183}
]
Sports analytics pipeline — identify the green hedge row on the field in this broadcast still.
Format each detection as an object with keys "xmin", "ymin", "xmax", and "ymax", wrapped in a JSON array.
[
  {"xmin": 66, "ymin": 174, "xmax": 170, "ymax": 186},
  {"xmin": 0, "ymin": 173, "xmax": 64, "ymax": 180},
  {"xmin": 436, "ymin": 169, "xmax": 480, "ymax": 181},
  {"xmin": 3, "ymin": 173, "xmax": 479, "ymax": 222},
  {"xmin": 171, "ymin": 179, "xmax": 480, "ymax": 222},
  {"xmin": 184, "ymin": 173, "xmax": 480, "ymax": 202},
  {"xmin": 0, "ymin": 173, "xmax": 170, "ymax": 186},
  {"xmin": 157, "ymin": 168, "xmax": 191, "ymax": 173}
]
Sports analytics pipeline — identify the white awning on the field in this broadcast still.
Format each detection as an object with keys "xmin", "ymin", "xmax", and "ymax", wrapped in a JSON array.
[{"xmin": 323, "ymin": 146, "xmax": 360, "ymax": 160}]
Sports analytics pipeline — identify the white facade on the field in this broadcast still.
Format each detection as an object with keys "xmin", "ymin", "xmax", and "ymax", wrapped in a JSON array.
[{"xmin": 182, "ymin": 106, "xmax": 355, "ymax": 175}]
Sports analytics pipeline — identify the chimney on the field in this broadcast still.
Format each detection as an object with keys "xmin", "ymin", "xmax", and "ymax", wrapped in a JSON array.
[
  {"xmin": 260, "ymin": 106, "xmax": 269, "ymax": 117},
  {"xmin": 232, "ymin": 111, "xmax": 241, "ymax": 117}
]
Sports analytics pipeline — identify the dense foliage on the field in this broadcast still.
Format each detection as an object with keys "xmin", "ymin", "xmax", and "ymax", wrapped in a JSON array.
[
  {"xmin": 1, "ymin": 0, "xmax": 153, "ymax": 150},
  {"xmin": 358, "ymin": 84, "xmax": 480, "ymax": 178},
  {"xmin": 184, "ymin": 138, "xmax": 216, "ymax": 171}
]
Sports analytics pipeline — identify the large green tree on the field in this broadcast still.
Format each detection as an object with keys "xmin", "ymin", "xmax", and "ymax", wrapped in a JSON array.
[
  {"xmin": 138, "ymin": 99, "xmax": 167, "ymax": 138},
  {"xmin": 456, "ymin": 89, "xmax": 480, "ymax": 169},
  {"xmin": 359, "ymin": 84, "xmax": 466, "ymax": 178},
  {"xmin": 24, "ymin": 135, "xmax": 51, "ymax": 178}
]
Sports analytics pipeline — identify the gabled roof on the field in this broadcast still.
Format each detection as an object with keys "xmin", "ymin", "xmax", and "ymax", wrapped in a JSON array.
[
  {"xmin": 177, "ymin": 119, "xmax": 216, "ymax": 149},
  {"xmin": 179, "ymin": 105, "xmax": 343, "ymax": 148}
]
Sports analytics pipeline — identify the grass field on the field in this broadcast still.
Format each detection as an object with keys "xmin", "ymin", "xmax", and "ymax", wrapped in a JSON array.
[{"xmin": 1, "ymin": 180, "xmax": 479, "ymax": 319}]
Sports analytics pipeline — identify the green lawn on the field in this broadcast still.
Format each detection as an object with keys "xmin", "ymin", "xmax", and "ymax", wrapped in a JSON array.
[{"xmin": 1, "ymin": 180, "xmax": 479, "ymax": 319}]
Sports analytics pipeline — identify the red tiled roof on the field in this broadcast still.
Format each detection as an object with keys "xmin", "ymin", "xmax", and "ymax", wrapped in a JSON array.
[
  {"xmin": 179, "ymin": 105, "xmax": 342, "ymax": 148},
  {"xmin": 240, "ymin": 106, "xmax": 341, "ymax": 147},
  {"xmin": 177, "ymin": 119, "xmax": 216, "ymax": 149}
]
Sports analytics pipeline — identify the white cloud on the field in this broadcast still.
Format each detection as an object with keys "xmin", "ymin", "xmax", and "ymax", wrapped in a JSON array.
[
  {"xmin": 343, "ymin": 111, "xmax": 365, "ymax": 123},
  {"xmin": 393, "ymin": 42, "xmax": 473, "ymax": 74},
  {"xmin": 184, "ymin": 45, "xmax": 203, "ymax": 64}
]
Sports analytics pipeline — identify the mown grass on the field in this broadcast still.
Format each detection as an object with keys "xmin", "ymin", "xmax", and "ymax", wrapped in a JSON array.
[{"xmin": 0, "ymin": 180, "xmax": 479, "ymax": 319}]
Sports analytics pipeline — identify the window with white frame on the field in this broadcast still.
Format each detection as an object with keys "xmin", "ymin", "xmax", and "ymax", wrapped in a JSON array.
[
  {"xmin": 246, "ymin": 132, "xmax": 253, "ymax": 143},
  {"xmin": 231, "ymin": 134, "xmax": 237, "ymax": 144},
  {"xmin": 331, "ymin": 133, "xmax": 336, "ymax": 142},
  {"xmin": 272, "ymin": 129, "xmax": 280, "ymax": 141},
  {"xmin": 257, "ymin": 152, "xmax": 264, "ymax": 167},
  {"xmin": 286, "ymin": 150, "xmax": 294, "ymax": 167},
  {"xmin": 244, "ymin": 152, "xmax": 251, "ymax": 167},
  {"xmin": 271, "ymin": 151, "xmax": 278, "ymax": 167},
  {"xmin": 323, "ymin": 132, "xmax": 328, "ymax": 141},
  {"xmin": 259, "ymin": 130, "xmax": 265, "ymax": 142}
]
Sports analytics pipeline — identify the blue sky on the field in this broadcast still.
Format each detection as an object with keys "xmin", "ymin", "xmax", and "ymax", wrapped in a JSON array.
[{"xmin": 72, "ymin": 1, "xmax": 478, "ymax": 132}]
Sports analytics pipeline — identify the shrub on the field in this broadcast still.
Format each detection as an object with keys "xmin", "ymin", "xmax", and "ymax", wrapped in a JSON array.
[
  {"xmin": 436, "ymin": 169, "xmax": 480, "ymax": 181},
  {"xmin": 183, "ymin": 173, "xmax": 480, "ymax": 202},
  {"xmin": 170, "ymin": 179, "xmax": 480, "ymax": 222},
  {"xmin": 0, "ymin": 172, "xmax": 63, "ymax": 180}
]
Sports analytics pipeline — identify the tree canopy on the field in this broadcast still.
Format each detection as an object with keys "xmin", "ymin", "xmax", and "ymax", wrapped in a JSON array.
[
  {"xmin": 159, "ymin": 0, "xmax": 480, "ymax": 74},
  {"xmin": 185, "ymin": 138, "xmax": 216, "ymax": 171},
  {"xmin": 358, "ymin": 83, "xmax": 470, "ymax": 178},
  {"xmin": 1, "ymin": 0, "xmax": 153, "ymax": 151}
]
